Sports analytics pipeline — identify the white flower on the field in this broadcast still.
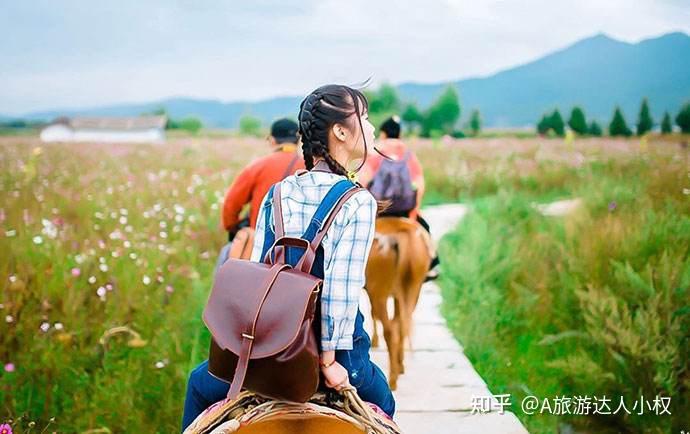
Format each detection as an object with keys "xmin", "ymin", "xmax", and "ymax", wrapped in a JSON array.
[
  {"xmin": 142, "ymin": 275, "xmax": 151, "ymax": 285},
  {"xmin": 119, "ymin": 216, "xmax": 127, "ymax": 225},
  {"xmin": 174, "ymin": 204, "xmax": 185, "ymax": 215},
  {"xmin": 129, "ymin": 252, "xmax": 138, "ymax": 260},
  {"xmin": 40, "ymin": 322, "xmax": 50, "ymax": 332},
  {"xmin": 5, "ymin": 315, "xmax": 14, "ymax": 323},
  {"xmin": 123, "ymin": 240, "xmax": 132, "ymax": 248},
  {"xmin": 5, "ymin": 229, "xmax": 16, "ymax": 237},
  {"xmin": 54, "ymin": 322, "xmax": 64, "ymax": 331},
  {"xmin": 99, "ymin": 257, "xmax": 106, "ymax": 264},
  {"xmin": 159, "ymin": 231, "xmax": 167, "ymax": 239},
  {"xmin": 88, "ymin": 275, "xmax": 97, "ymax": 284},
  {"xmin": 9, "ymin": 275, "xmax": 17, "ymax": 283},
  {"xmin": 96, "ymin": 286, "xmax": 106, "ymax": 297},
  {"xmin": 33, "ymin": 235, "xmax": 43, "ymax": 245},
  {"xmin": 75, "ymin": 254, "xmax": 85, "ymax": 264},
  {"xmin": 174, "ymin": 214, "xmax": 184, "ymax": 223},
  {"xmin": 155, "ymin": 361, "xmax": 165, "ymax": 369},
  {"xmin": 41, "ymin": 219, "xmax": 58, "ymax": 239},
  {"xmin": 159, "ymin": 221, "xmax": 167, "ymax": 229},
  {"xmin": 99, "ymin": 263, "xmax": 108, "ymax": 272},
  {"xmin": 119, "ymin": 208, "xmax": 128, "ymax": 216}
]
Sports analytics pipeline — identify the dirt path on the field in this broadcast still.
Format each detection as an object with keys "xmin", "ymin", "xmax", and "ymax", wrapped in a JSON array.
[{"xmin": 359, "ymin": 203, "xmax": 529, "ymax": 434}]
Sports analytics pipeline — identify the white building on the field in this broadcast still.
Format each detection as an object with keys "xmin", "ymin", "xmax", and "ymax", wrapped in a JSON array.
[{"xmin": 40, "ymin": 116, "xmax": 167, "ymax": 143}]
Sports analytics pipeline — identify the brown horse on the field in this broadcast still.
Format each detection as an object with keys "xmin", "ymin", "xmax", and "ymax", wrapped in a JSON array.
[{"xmin": 365, "ymin": 217, "xmax": 432, "ymax": 390}]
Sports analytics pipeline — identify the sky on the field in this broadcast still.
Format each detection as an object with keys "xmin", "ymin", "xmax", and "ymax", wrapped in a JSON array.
[{"xmin": 1, "ymin": 0, "xmax": 689, "ymax": 115}]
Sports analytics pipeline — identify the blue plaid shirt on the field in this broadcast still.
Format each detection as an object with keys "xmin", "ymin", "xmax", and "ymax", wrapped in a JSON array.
[{"xmin": 250, "ymin": 171, "xmax": 377, "ymax": 351}]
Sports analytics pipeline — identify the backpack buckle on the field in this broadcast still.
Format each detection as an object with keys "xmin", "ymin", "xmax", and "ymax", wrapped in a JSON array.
[{"xmin": 241, "ymin": 333, "xmax": 255, "ymax": 340}]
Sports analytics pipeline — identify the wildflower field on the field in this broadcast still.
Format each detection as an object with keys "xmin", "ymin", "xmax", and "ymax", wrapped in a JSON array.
[{"xmin": 1, "ymin": 134, "xmax": 688, "ymax": 433}]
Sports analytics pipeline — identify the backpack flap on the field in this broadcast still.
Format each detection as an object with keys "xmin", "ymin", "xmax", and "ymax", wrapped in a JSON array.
[{"xmin": 203, "ymin": 259, "xmax": 321, "ymax": 359}]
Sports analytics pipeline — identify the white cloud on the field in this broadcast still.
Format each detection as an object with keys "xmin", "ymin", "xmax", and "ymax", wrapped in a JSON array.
[{"xmin": 0, "ymin": 0, "xmax": 688, "ymax": 114}]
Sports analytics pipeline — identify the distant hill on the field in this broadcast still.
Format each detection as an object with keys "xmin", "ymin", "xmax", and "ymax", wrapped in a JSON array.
[
  {"xmin": 7, "ymin": 32, "xmax": 690, "ymax": 128},
  {"xmin": 398, "ymin": 32, "xmax": 690, "ymax": 127}
]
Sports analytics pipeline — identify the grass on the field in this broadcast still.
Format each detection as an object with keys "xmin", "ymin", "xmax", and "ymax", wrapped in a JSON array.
[
  {"xmin": 1, "ymin": 134, "xmax": 688, "ymax": 432},
  {"xmin": 435, "ymin": 146, "xmax": 690, "ymax": 433}
]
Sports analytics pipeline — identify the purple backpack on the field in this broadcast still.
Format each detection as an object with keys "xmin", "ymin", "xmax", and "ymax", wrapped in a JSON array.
[{"xmin": 368, "ymin": 151, "xmax": 417, "ymax": 214}]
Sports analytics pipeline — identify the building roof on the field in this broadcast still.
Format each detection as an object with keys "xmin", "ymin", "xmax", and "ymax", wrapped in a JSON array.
[{"xmin": 50, "ymin": 116, "xmax": 167, "ymax": 130}]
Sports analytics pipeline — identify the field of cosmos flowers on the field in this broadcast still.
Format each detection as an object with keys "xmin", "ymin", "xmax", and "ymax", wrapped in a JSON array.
[{"xmin": 1, "ymin": 134, "xmax": 689, "ymax": 433}]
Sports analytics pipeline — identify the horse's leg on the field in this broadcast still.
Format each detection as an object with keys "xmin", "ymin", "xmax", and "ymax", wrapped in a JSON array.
[
  {"xmin": 394, "ymin": 295, "xmax": 408, "ymax": 377},
  {"xmin": 369, "ymin": 295, "xmax": 380, "ymax": 348},
  {"xmin": 374, "ymin": 295, "xmax": 399, "ymax": 390}
]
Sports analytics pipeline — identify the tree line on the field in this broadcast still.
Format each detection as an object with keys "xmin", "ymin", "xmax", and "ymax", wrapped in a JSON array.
[{"xmin": 537, "ymin": 99, "xmax": 690, "ymax": 137}]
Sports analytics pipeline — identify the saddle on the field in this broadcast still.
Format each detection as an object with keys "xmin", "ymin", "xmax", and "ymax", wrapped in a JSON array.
[{"xmin": 182, "ymin": 390, "xmax": 402, "ymax": 434}]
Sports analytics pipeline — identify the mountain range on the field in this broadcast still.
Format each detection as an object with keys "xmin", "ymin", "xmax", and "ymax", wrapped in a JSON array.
[{"xmin": 6, "ymin": 32, "xmax": 690, "ymax": 128}]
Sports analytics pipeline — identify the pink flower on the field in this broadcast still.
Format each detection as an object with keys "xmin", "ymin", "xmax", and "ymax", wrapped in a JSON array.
[
  {"xmin": 0, "ymin": 423, "xmax": 13, "ymax": 434},
  {"xmin": 3, "ymin": 363, "xmax": 15, "ymax": 373},
  {"xmin": 71, "ymin": 268, "xmax": 81, "ymax": 277},
  {"xmin": 165, "ymin": 285, "xmax": 174, "ymax": 294}
]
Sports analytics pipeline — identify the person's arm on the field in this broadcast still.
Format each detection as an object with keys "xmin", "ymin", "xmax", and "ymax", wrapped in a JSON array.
[
  {"xmin": 221, "ymin": 163, "xmax": 258, "ymax": 232},
  {"xmin": 320, "ymin": 192, "xmax": 377, "ymax": 351}
]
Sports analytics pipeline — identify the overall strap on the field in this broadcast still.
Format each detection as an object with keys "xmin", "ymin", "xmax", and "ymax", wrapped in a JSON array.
[
  {"xmin": 300, "ymin": 179, "xmax": 356, "ymax": 242},
  {"xmin": 260, "ymin": 184, "xmax": 277, "ymax": 262},
  {"xmin": 295, "ymin": 185, "xmax": 364, "ymax": 273}
]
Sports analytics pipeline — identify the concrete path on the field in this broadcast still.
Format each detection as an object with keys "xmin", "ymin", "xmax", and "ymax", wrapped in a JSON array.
[{"xmin": 359, "ymin": 204, "xmax": 529, "ymax": 434}]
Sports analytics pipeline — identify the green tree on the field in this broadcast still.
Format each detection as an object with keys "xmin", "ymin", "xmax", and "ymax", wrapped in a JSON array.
[
  {"xmin": 661, "ymin": 111, "xmax": 672, "ymax": 134},
  {"xmin": 469, "ymin": 109, "xmax": 482, "ymax": 136},
  {"xmin": 421, "ymin": 86, "xmax": 460, "ymax": 137},
  {"xmin": 239, "ymin": 115, "xmax": 262, "ymax": 137},
  {"xmin": 365, "ymin": 83, "xmax": 402, "ymax": 128},
  {"xmin": 537, "ymin": 113, "xmax": 551, "ymax": 135},
  {"xmin": 636, "ymin": 98, "xmax": 654, "ymax": 136},
  {"xmin": 550, "ymin": 109, "xmax": 565, "ymax": 137},
  {"xmin": 676, "ymin": 102, "xmax": 690, "ymax": 133},
  {"xmin": 177, "ymin": 117, "xmax": 202, "ymax": 134},
  {"xmin": 588, "ymin": 120, "xmax": 603, "ymax": 137},
  {"xmin": 401, "ymin": 103, "xmax": 424, "ymax": 134},
  {"xmin": 609, "ymin": 107, "xmax": 632, "ymax": 137},
  {"xmin": 568, "ymin": 107, "xmax": 588, "ymax": 135}
]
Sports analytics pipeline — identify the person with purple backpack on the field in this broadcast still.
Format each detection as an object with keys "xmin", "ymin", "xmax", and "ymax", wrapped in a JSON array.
[{"xmin": 358, "ymin": 116, "xmax": 440, "ymax": 280}]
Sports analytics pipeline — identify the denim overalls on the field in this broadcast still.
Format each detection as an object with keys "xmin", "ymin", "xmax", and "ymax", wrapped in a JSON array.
[{"xmin": 181, "ymin": 179, "xmax": 395, "ymax": 431}]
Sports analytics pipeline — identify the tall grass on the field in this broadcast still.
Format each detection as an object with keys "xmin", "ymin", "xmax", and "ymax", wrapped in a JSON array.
[
  {"xmin": 0, "ymin": 139, "xmax": 262, "ymax": 433},
  {"xmin": 438, "ymin": 151, "xmax": 690, "ymax": 433}
]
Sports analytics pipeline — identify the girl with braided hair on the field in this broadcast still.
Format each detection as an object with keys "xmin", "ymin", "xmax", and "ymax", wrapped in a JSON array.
[{"xmin": 181, "ymin": 84, "xmax": 394, "ymax": 430}]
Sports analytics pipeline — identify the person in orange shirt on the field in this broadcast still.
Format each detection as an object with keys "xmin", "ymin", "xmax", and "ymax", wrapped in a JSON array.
[
  {"xmin": 217, "ymin": 119, "xmax": 304, "ymax": 269},
  {"xmin": 358, "ymin": 116, "xmax": 439, "ymax": 280},
  {"xmin": 221, "ymin": 118, "xmax": 305, "ymax": 236}
]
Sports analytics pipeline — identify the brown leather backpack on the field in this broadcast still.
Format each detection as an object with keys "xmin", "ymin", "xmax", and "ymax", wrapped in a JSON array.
[{"xmin": 203, "ymin": 181, "xmax": 362, "ymax": 402}]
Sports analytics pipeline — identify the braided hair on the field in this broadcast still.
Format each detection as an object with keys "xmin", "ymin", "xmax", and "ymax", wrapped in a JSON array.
[{"xmin": 298, "ymin": 84, "xmax": 369, "ymax": 177}]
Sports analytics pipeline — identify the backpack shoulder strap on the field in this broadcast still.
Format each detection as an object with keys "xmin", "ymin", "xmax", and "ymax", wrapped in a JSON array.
[
  {"xmin": 281, "ymin": 153, "xmax": 300, "ymax": 179},
  {"xmin": 271, "ymin": 182, "xmax": 285, "ymax": 238}
]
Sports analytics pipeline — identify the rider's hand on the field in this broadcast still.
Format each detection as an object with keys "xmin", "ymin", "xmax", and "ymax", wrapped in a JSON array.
[{"xmin": 321, "ymin": 361, "xmax": 350, "ymax": 391}]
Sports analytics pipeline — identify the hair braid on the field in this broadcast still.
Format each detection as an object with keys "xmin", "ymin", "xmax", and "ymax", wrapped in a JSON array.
[{"xmin": 298, "ymin": 84, "xmax": 369, "ymax": 178}]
